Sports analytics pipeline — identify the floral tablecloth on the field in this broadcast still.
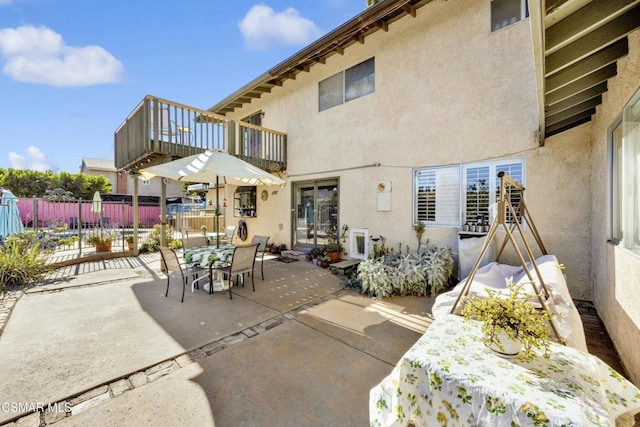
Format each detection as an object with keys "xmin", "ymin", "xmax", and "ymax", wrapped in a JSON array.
[
  {"xmin": 183, "ymin": 245, "xmax": 235, "ymax": 268},
  {"xmin": 370, "ymin": 314, "xmax": 640, "ymax": 426}
]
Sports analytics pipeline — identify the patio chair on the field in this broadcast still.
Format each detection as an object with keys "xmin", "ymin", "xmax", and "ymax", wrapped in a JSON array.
[
  {"xmin": 182, "ymin": 236, "xmax": 208, "ymax": 249},
  {"xmin": 210, "ymin": 243, "xmax": 259, "ymax": 299},
  {"xmin": 250, "ymin": 235, "xmax": 270, "ymax": 280},
  {"xmin": 157, "ymin": 246, "xmax": 206, "ymax": 303},
  {"xmin": 217, "ymin": 225, "xmax": 236, "ymax": 245}
]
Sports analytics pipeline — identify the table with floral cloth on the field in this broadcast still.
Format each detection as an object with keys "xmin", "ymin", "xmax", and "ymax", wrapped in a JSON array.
[
  {"xmin": 183, "ymin": 245, "xmax": 235, "ymax": 268},
  {"xmin": 370, "ymin": 314, "xmax": 640, "ymax": 426}
]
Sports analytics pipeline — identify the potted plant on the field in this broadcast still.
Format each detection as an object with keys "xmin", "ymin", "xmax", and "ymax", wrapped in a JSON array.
[
  {"xmin": 323, "ymin": 241, "xmax": 343, "ymax": 264},
  {"xmin": 323, "ymin": 223, "xmax": 348, "ymax": 263},
  {"xmin": 87, "ymin": 230, "xmax": 116, "ymax": 252},
  {"xmin": 126, "ymin": 235, "xmax": 135, "ymax": 251},
  {"xmin": 310, "ymin": 247, "xmax": 323, "ymax": 260},
  {"xmin": 200, "ymin": 225, "xmax": 208, "ymax": 236},
  {"xmin": 271, "ymin": 243, "xmax": 281, "ymax": 255},
  {"xmin": 320, "ymin": 255, "xmax": 331, "ymax": 268},
  {"xmin": 460, "ymin": 282, "xmax": 553, "ymax": 361}
]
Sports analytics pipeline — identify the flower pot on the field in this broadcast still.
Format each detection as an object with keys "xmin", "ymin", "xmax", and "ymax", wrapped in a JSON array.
[
  {"xmin": 95, "ymin": 241, "xmax": 112, "ymax": 252},
  {"xmin": 321, "ymin": 261, "xmax": 329, "ymax": 268},
  {"xmin": 486, "ymin": 329, "xmax": 521, "ymax": 358},
  {"xmin": 326, "ymin": 251, "xmax": 341, "ymax": 263},
  {"xmin": 127, "ymin": 242, "xmax": 134, "ymax": 251}
]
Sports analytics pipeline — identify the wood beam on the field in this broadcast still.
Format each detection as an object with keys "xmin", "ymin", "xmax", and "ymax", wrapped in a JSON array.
[
  {"xmin": 545, "ymin": 110, "xmax": 594, "ymax": 136},
  {"xmin": 402, "ymin": 4, "xmax": 416, "ymax": 17},
  {"xmin": 546, "ymin": 63, "xmax": 616, "ymax": 104},
  {"xmin": 545, "ymin": 0, "xmax": 593, "ymax": 28},
  {"xmin": 546, "ymin": 97, "xmax": 601, "ymax": 125},
  {"xmin": 545, "ymin": 6, "xmax": 640, "ymax": 74},
  {"xmin": 545, "ymin": 82, "xmax": 607, "ymax": 115},
  {"xmin": 358, "ymin": 35, "xmax": 365, "ymax": 44},
  {"xmin": 546, "ymin": 0, "xmax": 640, "ymax": 53},
  {"xmin": 335, "ymin": 46, "xmax": 344, "ymax": 55},
  {"xmin": 546, "ymin": 38, "xmax": 627, "ymax": 91},
  {"xmin": 376, "ymin": 20, "xmax": 389, "ymax": 32}
]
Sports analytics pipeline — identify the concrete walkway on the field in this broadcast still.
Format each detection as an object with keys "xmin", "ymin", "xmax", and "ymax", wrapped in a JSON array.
[{"xmin": 0, "ymin": 254, "xmax": 435, "ymax": 426}]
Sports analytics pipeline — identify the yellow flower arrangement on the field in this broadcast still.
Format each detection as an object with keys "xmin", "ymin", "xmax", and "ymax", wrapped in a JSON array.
[{"xmin": 461, "ymin": 282, "xmax": 553, "ymax": 361}]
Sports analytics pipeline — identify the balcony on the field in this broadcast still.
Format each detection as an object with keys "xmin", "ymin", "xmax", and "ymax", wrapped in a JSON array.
[{"xmin": 114, "ymin": 95, "xmax": 286, "ymax": 173}]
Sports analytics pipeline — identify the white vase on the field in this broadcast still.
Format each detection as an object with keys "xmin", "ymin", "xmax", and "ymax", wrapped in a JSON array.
[{"xmin": 486, "ymin": 329, "xmax": 521, "ymax": 357}]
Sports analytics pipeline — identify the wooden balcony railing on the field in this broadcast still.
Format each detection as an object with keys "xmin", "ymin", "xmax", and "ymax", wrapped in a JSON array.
[{"xmin": 114, "ymin": 95, "xmax": 286, "ymax": 173}]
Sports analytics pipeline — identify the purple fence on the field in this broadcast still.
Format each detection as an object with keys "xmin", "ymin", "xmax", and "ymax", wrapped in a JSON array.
[{"xmin": 17, "ymin": 199, "xmax": 161, "ymax": 229}]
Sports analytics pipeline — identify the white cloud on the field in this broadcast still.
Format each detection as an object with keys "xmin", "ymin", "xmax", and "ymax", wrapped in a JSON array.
[
  {"xmin": 8, "ymin": 146, "xmax": 53, "ymax": 171},
  {"xmin": 239, "ymin": 4, "xmax": 320, "ymax": 50},
  {"xmin": 0, "ymin": 25, "xmax": 124, "ymax": 87},
  {"xmin": 0, "ymin": 0, "xmax": 13, "ymax": 5}
]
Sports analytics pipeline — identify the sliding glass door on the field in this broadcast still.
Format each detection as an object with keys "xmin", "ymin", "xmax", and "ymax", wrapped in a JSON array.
[{"xmin": 293, "ymin": 179, "xmax": 339, "ymax": 248}]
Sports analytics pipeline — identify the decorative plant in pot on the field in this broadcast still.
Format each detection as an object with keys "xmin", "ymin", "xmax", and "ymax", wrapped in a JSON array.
[
  {"xmin": 460, "ymin": 282, "xmax": 553, "ymax": 361},
  {"xmin": 320, "ymin": 255, "xmax": 331, "ymax": 268},
  {"xmin": 323, "ymin": 224, "xmax": 349, "ymax": 264},
  {"xmin": 87, "ymin": 230, "xmax": 116, "ymax": 252},
  {"xmin": 126, "ymin": 235, "xmax": 135, "ymax": 251},
  {"xmin": 310, "ymin": 247, "xmax": 323, "ymax": 262}
]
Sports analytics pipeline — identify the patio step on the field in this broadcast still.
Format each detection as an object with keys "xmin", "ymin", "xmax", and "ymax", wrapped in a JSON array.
[{"xmin": 329, "ymin": 259, "xmax": 361, "ymax": 275}]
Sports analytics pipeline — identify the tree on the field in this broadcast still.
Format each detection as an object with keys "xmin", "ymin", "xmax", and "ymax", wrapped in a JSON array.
[{"xmin": 0, "ymin": 168, "xmax": 111, "ymax": 199}]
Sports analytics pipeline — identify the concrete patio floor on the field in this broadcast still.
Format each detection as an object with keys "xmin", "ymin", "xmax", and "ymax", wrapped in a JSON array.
[
  {"xmin": 0, "ymin": 254, "xmax": 435, "ymax": 426},
  {"xmin": 1, "ymin": 252, "xmax": 636, "ymax": 426}
]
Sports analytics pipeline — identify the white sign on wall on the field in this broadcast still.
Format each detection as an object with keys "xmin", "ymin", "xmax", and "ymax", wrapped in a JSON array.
[{"xmin": 377, "ymin": 180, "xmax": 391, "ymax": 211}]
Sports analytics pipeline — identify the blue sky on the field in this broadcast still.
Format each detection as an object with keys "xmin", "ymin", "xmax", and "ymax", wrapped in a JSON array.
[{"xmin": 0, "ymin": 0, "xmax": 364, "ymax": 173}]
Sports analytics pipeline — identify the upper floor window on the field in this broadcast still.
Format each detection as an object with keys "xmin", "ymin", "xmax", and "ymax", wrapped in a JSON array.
[
  {"xmin": 491, "ymin": 0, "xmax": 528, "ymax": 32},
  {"xmin": 319, "ymin": 58, "xmax": 375, "ymax": 111},
  {"xmin": 414, "ymin": 158, "xmax": 525, "ymax": 227},
  {"xmin": 610, "ymin": 86, "xmax": 640, "ymax": 254}
]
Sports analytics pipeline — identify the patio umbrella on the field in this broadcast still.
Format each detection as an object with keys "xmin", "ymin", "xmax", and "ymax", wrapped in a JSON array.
[
  {"xmin": 139, "ymin": 149, "xmax": 285, "ymax": 246},
  {"xmin": 0, "ymin": 188, "xmax": 25, "ymax": 240}
]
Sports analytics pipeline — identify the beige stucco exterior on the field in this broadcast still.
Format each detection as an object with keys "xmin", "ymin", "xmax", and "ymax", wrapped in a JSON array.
[
  {"xmin": 220, "ymin": 0, "xmax": 592, "ymax": 294},
  {"xmin": 210, "ymin": 0, "xmax": 640, "ymax": 383},
  {"xmin": 584, "ymin": 29, "xmax": 640, "ymax": 385}
]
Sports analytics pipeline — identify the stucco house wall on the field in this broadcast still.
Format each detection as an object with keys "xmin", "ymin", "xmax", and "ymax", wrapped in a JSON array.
[
  {"xmin": 220, "ymin": 0, "xmax": 593, "ymax": 299},
  {"xmin": 586, "ymin": 28, "xmax": 640, "ymax": 385}
]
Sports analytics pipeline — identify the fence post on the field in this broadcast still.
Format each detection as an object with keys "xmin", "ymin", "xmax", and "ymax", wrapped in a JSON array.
[
  {"xmin": 33, "ymin": 198, "xmax": 38, "ymax": 231},
  {"xmin": 78, "ymin": 199, "xmax": 83, "ymax": 256}
]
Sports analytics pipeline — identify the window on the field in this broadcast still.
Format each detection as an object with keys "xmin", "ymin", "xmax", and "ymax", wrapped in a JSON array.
[
  {"xmin": 345, "ymin": 58, "xmax": 375, "ymax": 102},
  {"xmin": 242, "ymin": 111, "xmax": 262, "ymax": 158},
  {"xmin": 491, "ymin": 0, "xmax": 528, "ymax": 32},
  {"xmin": 611, "ymin": 86, "xmax": 640, "ymax": 253},
  {"xmin": 234, "ymin": 186, "xmax": 256, "ymax": 218},
  {"xmin": 414, "ymin": 158, "xmax": 524, "ymax": 227},
  {"xmin": 415, "ymin": 166, "xmax": 460, "ymax": 226},
  {"xmin": 319, "ymin": 58, "xmax": 375, "ymax": 111},
  {"xmin": 319, "ymin": 73, "xmax": 343, "ymax": 111}
]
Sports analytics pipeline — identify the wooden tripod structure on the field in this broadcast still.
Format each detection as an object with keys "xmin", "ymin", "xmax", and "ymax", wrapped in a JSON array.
[{"xmin": 449, "ymin": 172, "xmax": 563, "ymax": 343}]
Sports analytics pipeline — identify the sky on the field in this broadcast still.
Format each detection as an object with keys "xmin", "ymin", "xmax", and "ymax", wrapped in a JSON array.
[{"xmin": 0, "ymin": 0, "xmax": 365, "ymax": 173}]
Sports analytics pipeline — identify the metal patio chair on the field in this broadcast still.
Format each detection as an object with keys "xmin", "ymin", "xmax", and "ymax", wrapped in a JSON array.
[{"xmin": 210, "ymin": 243, "xmax": 259, "ymax": 299}]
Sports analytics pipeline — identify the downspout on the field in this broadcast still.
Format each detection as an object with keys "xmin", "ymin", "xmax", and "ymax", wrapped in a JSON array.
[{"xmin": 529, "ymin": 0, "xmax": 547, "ymax": 146}]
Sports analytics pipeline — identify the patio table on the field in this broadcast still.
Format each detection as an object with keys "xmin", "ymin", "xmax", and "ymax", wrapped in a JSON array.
[
  {"xmin": 183, "ymin": 245, "xmax": 236, "ymax": 293},
  {"xmin": 370, "ymin": 314, "xmax": 640, "ymax": 427}
]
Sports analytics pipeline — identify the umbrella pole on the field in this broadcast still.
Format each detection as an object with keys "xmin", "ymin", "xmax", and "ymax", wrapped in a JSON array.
[{"xmin": 216, "ymin": 176, "xmax": 220, "ymax": 248}]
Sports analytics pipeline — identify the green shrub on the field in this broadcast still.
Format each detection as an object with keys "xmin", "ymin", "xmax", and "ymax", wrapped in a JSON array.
[
  {"xmin": 357, "ymin": 243, "xmax": 455, "ymax": 298},
  {"xmin": 0, "ymin": 238, "xmax": 48, "ymax": 292}
]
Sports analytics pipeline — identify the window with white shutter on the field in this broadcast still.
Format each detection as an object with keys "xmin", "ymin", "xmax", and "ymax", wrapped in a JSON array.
[{"xmin": 414, "ymin": 158, "xmax": 524, "ymax": 228}]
